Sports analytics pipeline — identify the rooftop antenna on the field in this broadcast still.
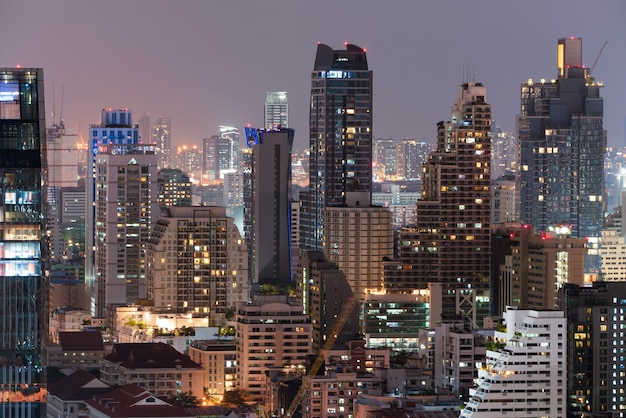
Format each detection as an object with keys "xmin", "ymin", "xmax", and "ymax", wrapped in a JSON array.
[
  {"xmin": 60, "ymin": 86, "xmax": 65, "ymax": 128},
  {"xmin": 52, "ymin": 78, "xmax": 56, "ymax": 125}
]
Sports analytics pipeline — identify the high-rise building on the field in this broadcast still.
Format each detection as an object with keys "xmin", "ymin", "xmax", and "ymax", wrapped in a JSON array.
[
  {"xmin": 504, "ymin": 224, "xmax": 586, "ymax": 310},
  {"xmin": 491, "ymin": 174, "xmax": 517, "ymax": 223},
  {"xmin": 301, "ymin": 43, "xmax": 373, "ymax": 251},
  {"xmin": 157, "ymin": 168, "xmax": 192, "ymax": 207},
  {"xmin": 322, "ymin": 193, "xmax": 393, "ymax": 295},
  {"xmin": 518, "ymin": 37, "xmax": 605, "ymax": 274},
  {"xmin": 93, "ymin": 143, "xmax": 158, "ymax": 318},
  {"xmin": 385, "ymin": 82, "xmax": 492, "ymax": 325},
  {"xmin": 87, "ymin": 109, "xmax": 141, "ymax": 315},
  {"xmin": 297, "ymin": 251, "xmax": 358, "ymax": 352},
  {"xmin": 202, "ymin": 126, "xmax": 239, "ymax": 183},
  {"xmin": 244, "ymin": 127, "xmax": 294, "ymax": 284},
  {"xmin": 152, "ymin": 117, "xmax": 171, "ymax": 169},
  {"xmin": 561, "ymin": 281, "xmax": 626, "ymax": 416},
  {"xmin": 146, "ymin": 206, "xmax": 248, "ymax": 319},
  {"xmin": 173, "ymin": 144, "xmax": 202, "ymax": 181},
  {"xmin": 491, "ymin": 127, "xmax": 517, "ymax": 178},
  {"xmin": 265, "ymin": 91, "xmax": 288, "ymax": 130},
  {"xmin": 235, "ymin": 295, "xmax": 312, "ymax": 400},
  {"xmin": 461, "ymin": 308, "xmax": 567, "ymax": 417},
  {"xmin": 0, "ymin": 67, "xmax": 48, "ymax": 416}
]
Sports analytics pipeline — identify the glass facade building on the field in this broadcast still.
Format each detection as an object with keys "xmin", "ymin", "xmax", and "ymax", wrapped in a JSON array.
[
  {"xmin": 0, "ymin": 68, "xmax": 48, "ymax": 416},
  {"xmin": 518, "ymin": 37, "xmax": 605, "ymax": 273},
  {"xmin": 301, "ymin": 43, "xmax": 373, "ymax": 251}
]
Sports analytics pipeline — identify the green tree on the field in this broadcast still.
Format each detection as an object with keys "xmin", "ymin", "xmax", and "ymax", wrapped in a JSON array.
[
  {"xmin": 222, "ymin": 389, "xmax": 250, "ymax": 408},
  {"xmin": 174, "ymin": 391, "xmax": 199, "ymax": 407}
]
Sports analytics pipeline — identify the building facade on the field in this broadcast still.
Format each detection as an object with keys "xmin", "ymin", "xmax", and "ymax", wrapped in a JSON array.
[
  {"xmin": 244, "ymin": 128, "xmax": 294, "ymax": 284},
  {"xmin": 235, "ymin": 295, "xmax": 312, "ymax": 400},
  {"xmin": 157, "ymin": 168, "xmax": 192, "ymax": 207},
  {"xmin": 265, "ymin": 91, "xmax": 288, "ymax": 130},
  {"xmin": 301, "ymin": 43, "xmax": 373, "ymax": 251},
  {"xmin": 518, "ymin": 37, "xmax": 605, "ymax": 274},
  {"xmin": 0, "ymin": 67, "xmax": 48, "ymax": 416},
  {"xmin": 87, "ymin": 109, "xmax": 141, "ymax": 315},
  {"xmin": 322, "ymin": 195, "xmax": 393, "ymax": 295},
  {"xmin": 146, "ymin": 206, "xmax": 248, "ymax": 319},
  {"xmin": 94, "ymin": 144, "xmax": 158, "ymax": 317},
  {"xmin": 461, "ymin": 308, "xmax": 567, "ymax": 417},
  {"xmin": 152, "ymin": 117, "xmax": 171, "ymax": 169}
]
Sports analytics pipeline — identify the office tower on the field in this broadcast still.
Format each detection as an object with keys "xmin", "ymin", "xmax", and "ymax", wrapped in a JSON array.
[
  {"xmin": 491, "ymin": 127, "xmax": 517, "ymax": 178},
  {"xmin": 235, "ymin": 295, "xmax": 312, "ymax": 400},
  {"xmin": 561, "ymin": 282, "xmax": 626, "ymax": 416},
  {"xmin": 243, "ymin": 127, "xmax": 294, "ymax": 284},
  {"xmin": 157, "ymin": 168, "xmax": 192, "ymax": 207},
  {"xmin": 0, "ymin": 67, "xmax": 47, "ymax": 417},
  {"xmin": 386, "ymin": 82, "xmax": 492, "ymax": 325},
  {"xmin": 322, "ymin": 194, "xmax": 393, "ymax": 295},
  {"xmin": 518, "ymin": 37, "xmax": 605, "ymax": 274},
  {"xmin": 491, "ymin": 174, "xmax": 517, "ymax": 223},
  {"xmin": 502, "ymin": 224, "xmax": 586, "ymax": 310},
  {"xmin": 301, "ymin": 43, "xmax": 373, "ymax": 251},
  {"xmin": 298, "ymin": 252, "xmax": 358, "ymax": 352},
  {"xmin": 146, "ymin": 206, "xmax": 248, "ymax": 319},
  {"xmin": 93, "ymin": 143, "xmax": 157, "ymax": 318},
  {"xmin": 46, "ymin": 120, "xmax": 80, "ymax": 262},
  {"xmin": 152, "ymin": 117, "xmax": 171, "ymax": 169},
  {"xmin": 373, "ymin": 138, "xmax": 398, "ymax": 179},
  {"xmin": 398, "ymin": 138, "xmax": 431, "ymax": 180},
  {"xmin": 137, "ymin": 114, "xmax": 150, "ymax": 144},
  {"xmin": 601, "ymin": 191, "xmax": 626, "ymax": 280},
  {"xmin": 87, "ymin": 109, "xmax": 141, "ymax": 314},
  {"xmin": 201, "ymin": 126, "xmax": 239, "ymax": 183},
  {"xmin": 173, "ymin": 145, "xmax": 202, "ymax": 181},
  {"xmin": 461, "ymin": 308, "xmax": 567, "ymax": 418},
  {"xmin": 222, "ymin": 171, "xmax": 244, "ymax": 231},
  {"xmin": 265, "ymin": 91, "xmax": 288, "ymax": 130}
]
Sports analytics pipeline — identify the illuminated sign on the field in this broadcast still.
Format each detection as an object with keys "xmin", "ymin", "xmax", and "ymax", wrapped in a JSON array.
[{"xmin": 0, "ymin": 82, "xmax": 19, "ymax": 101}]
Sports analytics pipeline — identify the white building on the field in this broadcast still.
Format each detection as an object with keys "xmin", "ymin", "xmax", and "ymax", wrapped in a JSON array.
[
  {"xmin": 461, "ymin": 308, "xmax": 567, "ymax": 418},
  {"xmin": 323, "ymin": 193, "xmax": 393, "ymax": 295},
  {"xmin": 235, "ymin": 295, "xmax": 312, "ymax": 400},
  {"xmin": 94, "ymin": 144, "xmax": 158, "ymax": 318}
]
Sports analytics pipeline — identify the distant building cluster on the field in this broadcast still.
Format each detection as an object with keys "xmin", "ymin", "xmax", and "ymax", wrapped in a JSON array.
[{"xmin": 4, "ymin": 35, "xmax": 625, "ymax": 418}]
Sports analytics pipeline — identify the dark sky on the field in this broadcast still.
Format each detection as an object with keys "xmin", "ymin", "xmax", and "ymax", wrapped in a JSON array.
[{"xmin": 2, "ymin": 0, "xmax": 625, "ymax": 151}]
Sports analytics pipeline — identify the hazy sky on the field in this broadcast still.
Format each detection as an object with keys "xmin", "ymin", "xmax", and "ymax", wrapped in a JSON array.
[{"xmin": 2, "ymin": 0, "xmax": 625, "ymax": 151}]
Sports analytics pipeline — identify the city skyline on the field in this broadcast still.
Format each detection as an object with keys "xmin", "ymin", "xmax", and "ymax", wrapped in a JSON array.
[{"xmin": 2, "ymin": 1, "xmax": 625, "ymax": 150}]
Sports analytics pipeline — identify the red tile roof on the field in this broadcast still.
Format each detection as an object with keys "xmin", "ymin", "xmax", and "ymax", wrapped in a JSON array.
[
  {"xmin": 48, "ymin": 369, "xmax": 111, "ymax": 400},
  {"xmin": 104, "ymin": 343, "xmax": 201, "ymax": 370},
  {"xmin": 59, "ymin": 330, "xmax": 105, "ymax": 351},
  {"xmin": 85, "ymin": 384, "xmax": 193, "ymax": 417}
]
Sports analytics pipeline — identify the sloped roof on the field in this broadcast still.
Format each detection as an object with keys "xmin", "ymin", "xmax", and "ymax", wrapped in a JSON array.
[
  {"xmin": 85, "ymin": 384, "xmax": 193, "ymax": 418},
  {"xmin": 104, "ymin": 342, "xmax": 201, "ymax": 370},
  {"xmin": 59, "ymin": 330, "xmax": 105, "ymax": 351},
  {"xmin": 48, "ymin": 369, "xmax": 110, "ymax": 400}
]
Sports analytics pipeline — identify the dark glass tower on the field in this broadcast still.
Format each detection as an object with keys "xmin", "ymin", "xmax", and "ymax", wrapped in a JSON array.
[
  {"xmin": 300, "ymin": 43, "xmax": 373, "ymax": 251},
  {"xmin": 518, "ymin": 37, "xmax": 605, "ymax": 274},
  {"xmin": 0, "ymin": 68, "xmax": 48, "ymax": 417}
]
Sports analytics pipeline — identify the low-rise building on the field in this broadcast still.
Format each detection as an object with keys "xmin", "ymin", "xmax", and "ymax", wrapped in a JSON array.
[
  {"xmin": 188, "ymin": 340, "xmax": 237, "ymax": 402},
  {"xmin": 47, "ymin": 369, "xmax": 111, "ymax": 418},
  {"xmin": 100, "ymin": 342, "xmax": 204, "ymax": 400},
  {"xmin": 48, "ymin": 330, "xmax": 109, "ymax": 372}
]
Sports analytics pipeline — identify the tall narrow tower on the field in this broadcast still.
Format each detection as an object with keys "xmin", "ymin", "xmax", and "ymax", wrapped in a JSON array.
[
  {"xmin": 264, "ymin": 91, "xmax": 288, "ymax": 130},
  {"xmin": 518, "ymin": 37, "xmax": 605, "ymax": 274},
  {"xmin": 0, "ymin": 67, "xmax": 48, "ymax": 417},
  {"xmin": 301, "ymin": 43, "xmax": 373, "ymax": 251},
  {"xmin": 152, "ymin": 116, "xmax": 171, "ymax": 169}
]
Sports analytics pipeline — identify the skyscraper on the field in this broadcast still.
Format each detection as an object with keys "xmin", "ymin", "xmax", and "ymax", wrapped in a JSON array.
[
  {"xmin": 301, "ymin": 43, "xmax": 373, "ymax": 251},
  {"xmin": 264, "ymin": 91, "xmax": 288, "ymax": 130},
  {"xmin": 94, "ymin": 143, "xmax": 158, "ymax": 317},
  {"xmin": 244, "ymin": 127, "xmax": 294, "ymax": 284},
  {"xmin": 86, "ymin": 109, "xmax": 141, "ymax": 314},
  {"xmin": 0, "ymin": 67, "xmax": 48, "ymax": 416},
  {"xmin": 384, "ymin": 82, "xmax": 492, "ymax": 325},
  {"xmin": 518, "ymin": 37, "xmax": 605, "ymax": 274},
  {"xmin": 152, "ymin": 116, "xmax": 171, "ymax": 169}
]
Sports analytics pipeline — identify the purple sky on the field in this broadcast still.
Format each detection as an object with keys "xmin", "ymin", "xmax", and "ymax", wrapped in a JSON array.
[{"xmin": 2, "ymin": 1, "xmax": 625, "ymax": 151}]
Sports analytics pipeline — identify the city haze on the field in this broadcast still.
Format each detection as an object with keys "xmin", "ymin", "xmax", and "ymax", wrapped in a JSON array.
[{"xmin": 2, "ymin": 0, "xmax": 625, "ymax": 149}]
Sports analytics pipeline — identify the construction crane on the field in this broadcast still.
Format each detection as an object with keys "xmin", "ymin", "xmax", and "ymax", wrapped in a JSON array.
[
  {"xmin": 586, "ymin": 41, "xmax": 608, "ymax": 84},
  {"xmin": 283, "ymin": 296, "xmax": 359, "ymax": 417}
]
